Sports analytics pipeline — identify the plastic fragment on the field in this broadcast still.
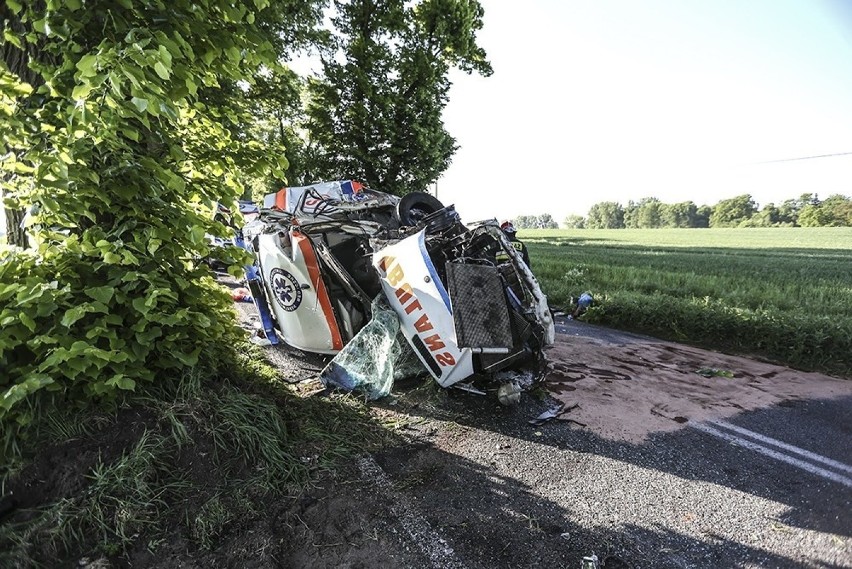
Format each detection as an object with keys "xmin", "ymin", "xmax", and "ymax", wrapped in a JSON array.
[{"xmin": 454, "ymin": 383, "xmax": 487, "ymax": 396}]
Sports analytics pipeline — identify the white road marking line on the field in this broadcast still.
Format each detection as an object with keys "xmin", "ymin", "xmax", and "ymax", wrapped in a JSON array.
[
  {"xmin": 692, "ymin": 423, "xmax": 852, "ymax": 489},
  {"xmin": 357, "ymin": 455, "xmax": 464, "ymax": 569},
  {"xmin": 710, "ymin": 419, "xmax": 852, "ymax": 475}
]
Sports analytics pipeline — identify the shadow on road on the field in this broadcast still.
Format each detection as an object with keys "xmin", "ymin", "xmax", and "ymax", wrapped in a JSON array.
[{"xmin": 370, "ymin": 383, "xmax": 851, "ymax": 568}]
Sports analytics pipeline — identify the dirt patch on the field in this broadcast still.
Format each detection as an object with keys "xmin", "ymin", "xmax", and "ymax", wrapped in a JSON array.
[
  {"xmin": 122, "ymin": 468, "xmax": 424, "ymax": 569},
  {"xmin": 6, "ymin": 407, "xmax": 154, "ymax": 515},
  {"xmin": 545, "ymin": 334, "xmax": 852, "ymax": 443},
  {"xmin": 2, "ymin": 393, "xmax": 425, "ymax": 568}
]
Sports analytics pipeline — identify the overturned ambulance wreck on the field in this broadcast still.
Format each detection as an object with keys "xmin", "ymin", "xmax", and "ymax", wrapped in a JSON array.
[{"xmin": 239, "ymin": 180, "xmax": 555, "ymax": 400}]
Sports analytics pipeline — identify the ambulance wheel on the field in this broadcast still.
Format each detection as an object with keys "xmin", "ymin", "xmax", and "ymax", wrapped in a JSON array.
[{"xmin": 397, "ymin": 192, "xmax": 445, "ymax": 226}]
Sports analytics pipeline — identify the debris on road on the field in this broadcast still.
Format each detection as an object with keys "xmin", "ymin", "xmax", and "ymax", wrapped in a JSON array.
[
  {"xmin": 581, "ymin": 552, "xmax": 600, "ymax": 569},
  {"xmin": 695, "ymin": 367, "xmax": 734, "ymax": 378},
  {"xmin": 497, "ymin": 381, "xmax": 522, "ymax": 406},
  {"xmin": 231, "ymin": 287, "xmax": 252, "ymax": 302},
  {"xmin": 528, "ymin": 401, "xmax": 579, "ymax": 426}
]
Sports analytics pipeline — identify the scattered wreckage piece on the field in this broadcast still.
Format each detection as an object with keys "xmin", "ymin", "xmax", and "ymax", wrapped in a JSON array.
[{"xmin": 238, "ymin": 180, "xmax": 555, "ymax": 401}]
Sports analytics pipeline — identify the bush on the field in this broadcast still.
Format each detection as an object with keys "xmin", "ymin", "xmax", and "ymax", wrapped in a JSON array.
[{"xmin": 0, "ymin": 247, "xmax": 242, "ymax": 460}]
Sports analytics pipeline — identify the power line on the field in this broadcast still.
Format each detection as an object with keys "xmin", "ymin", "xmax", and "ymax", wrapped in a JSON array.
[{"xmin": 750, "ymin": 152, "xmax": 852, "ymax": 165}]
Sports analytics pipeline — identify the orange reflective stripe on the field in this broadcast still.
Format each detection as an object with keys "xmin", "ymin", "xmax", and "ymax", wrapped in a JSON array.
[
  {"xmin": 292, "ymin": 231, "xmax": 344, "ymax": 351},
  {"xmin": 275, "ymin": 188, "xmax": 288, "ymax": 211}
]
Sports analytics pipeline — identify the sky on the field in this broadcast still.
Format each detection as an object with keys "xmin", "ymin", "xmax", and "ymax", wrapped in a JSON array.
[{"xmin": 437, "ymin": 0, "xmax": 852, "ymax": 222}]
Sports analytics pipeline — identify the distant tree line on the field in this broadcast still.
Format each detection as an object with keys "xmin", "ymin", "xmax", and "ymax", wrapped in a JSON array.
[
  {"xmin": 562, "ymin": 193, "xmax": 852, "ymax": 229},
  {"xmin": 512, "ymin": 213, "xmax": 559, "ymax": 229}
]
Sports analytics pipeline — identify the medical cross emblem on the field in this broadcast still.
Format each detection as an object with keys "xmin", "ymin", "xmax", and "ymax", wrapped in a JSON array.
[{"xmin": 269, "ymin": 268, "xmax": 303, "ymax": 312}]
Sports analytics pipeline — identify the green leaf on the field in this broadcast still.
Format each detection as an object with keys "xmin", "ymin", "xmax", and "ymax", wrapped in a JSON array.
[
  {"xmin": 121, "ymin": 250, "xmax": 140, "ymax": 265},
  {"xmin": 61, "ymin": 306, "xmax": 87, "ymax": 327},
  {"xmin": 226, "ymin": 46, "xmax": 241, "ymax": 62},
  {"xmin": 158, "ymin": 45, "xmax": 173, "ymax": 66},
  {"xmin": 19, "ymin": 312, "xmax": 36, "ymax": 332},
  {"xmin": 136, "ymin": 326, "xmax": 162, "ymax": 344},
  {"xmin": 76, "ymin": 54, "xmax": 98, "ymax": 77},
  {"xmin": 3, "ymin": 29, "xmax": 23, "ymax": 49},
  {"xmin": 85, "ymin": 286, "xmax": 114, "ymax": 304},
  {"xmin": 72, "ymin": 83, "xmax": 94, "ymax": 100},
  {"xmin": 16, "ymin": 285, "xmax": 45, "ymax": 305},
  {"xmin": 6, "ymin": 0, "xmax": 22, "ymax": 14},
  {"xmin": 131, "ymin": 97, "xmax": 148, "ymax": 113},
  {"xmin": 105, "ymin": 314, "xmax": 123, "ymax": 325},
  {"xmin": 174, "ymin": 347, "xmax": 200, "ymax": 366},
  {"xmin": 121, "ymin": 127, "xmax": 140, "ymax": 142},
  {"xmin": 154, "ymin": 61, "xmax": 170, "ymax": 80},
  {"xmin": 132, "ymin": 296, "xmax": 149, "ymax": 315}
]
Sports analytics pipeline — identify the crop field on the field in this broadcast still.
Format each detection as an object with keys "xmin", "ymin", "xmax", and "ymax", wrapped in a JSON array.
[{"xmin": 521, "ymin": 227, "xmax": 852, "ymax": 377}]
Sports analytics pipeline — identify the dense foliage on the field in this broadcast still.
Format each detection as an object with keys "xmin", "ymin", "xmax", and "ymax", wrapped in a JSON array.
[
  {"xmin": 0, "ymin": 0, "xmax": 323, "ymax": 455},
  {"xmin": 572, "ymin": 193, "xmax": 852, "ymax": 229},
  {"xmin": 525, "ymin": 227, "xmax": 852, "ymax": 377}
]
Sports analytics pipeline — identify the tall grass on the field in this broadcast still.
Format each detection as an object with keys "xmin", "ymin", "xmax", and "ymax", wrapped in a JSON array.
[{"xmin": 523, "ymin": 228, "xmax": 852, "ymax": 377}]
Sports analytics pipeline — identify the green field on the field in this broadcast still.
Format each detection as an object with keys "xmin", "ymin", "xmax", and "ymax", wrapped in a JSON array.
[{"xmin": 521, "ymin": 227, "xmax": 852, "ymax": 377}]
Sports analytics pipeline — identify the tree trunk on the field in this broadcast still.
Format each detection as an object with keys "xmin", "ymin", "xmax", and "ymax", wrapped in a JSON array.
[
  {"xmin": 3, "ymin": 205, "xmax": 28, "ymax": 248},
  {"xmin": 1, "ymin": 5, "xmax": 45, "ymax": 248}
]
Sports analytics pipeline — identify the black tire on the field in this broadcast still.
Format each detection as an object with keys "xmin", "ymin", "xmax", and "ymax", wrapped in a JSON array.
[{"xmin": 396, "ymin": 192, "xmax": 445, "ymax": 226}]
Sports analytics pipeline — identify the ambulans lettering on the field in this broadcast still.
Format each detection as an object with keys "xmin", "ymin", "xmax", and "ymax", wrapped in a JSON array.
[
  {"xmin": 435, "ymin": 353, "xmax": 456, "ymax": 366},
  {"xmin": 414, "ymin": 314, "xmax": 433, "ymax": 333},
  {"xmin": 422, "ymin": 334, "xmax": 445, "ymax": 352},
  {"xmin": 394, "ymin": 283, "xmax": 414, "ymax": 304},
  {"xmin": 377, "ymin": 256, "xmax": 457, "ymax": 367}
]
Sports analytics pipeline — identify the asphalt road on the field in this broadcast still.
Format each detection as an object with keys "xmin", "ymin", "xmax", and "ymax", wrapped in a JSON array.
[
  {"xmin": 366, "ymin": 320, "xmax": 852, "ymax": 569},
  {"xmin": 232, "ymin": 289, "xmax": 851, "ymax": 568}
]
